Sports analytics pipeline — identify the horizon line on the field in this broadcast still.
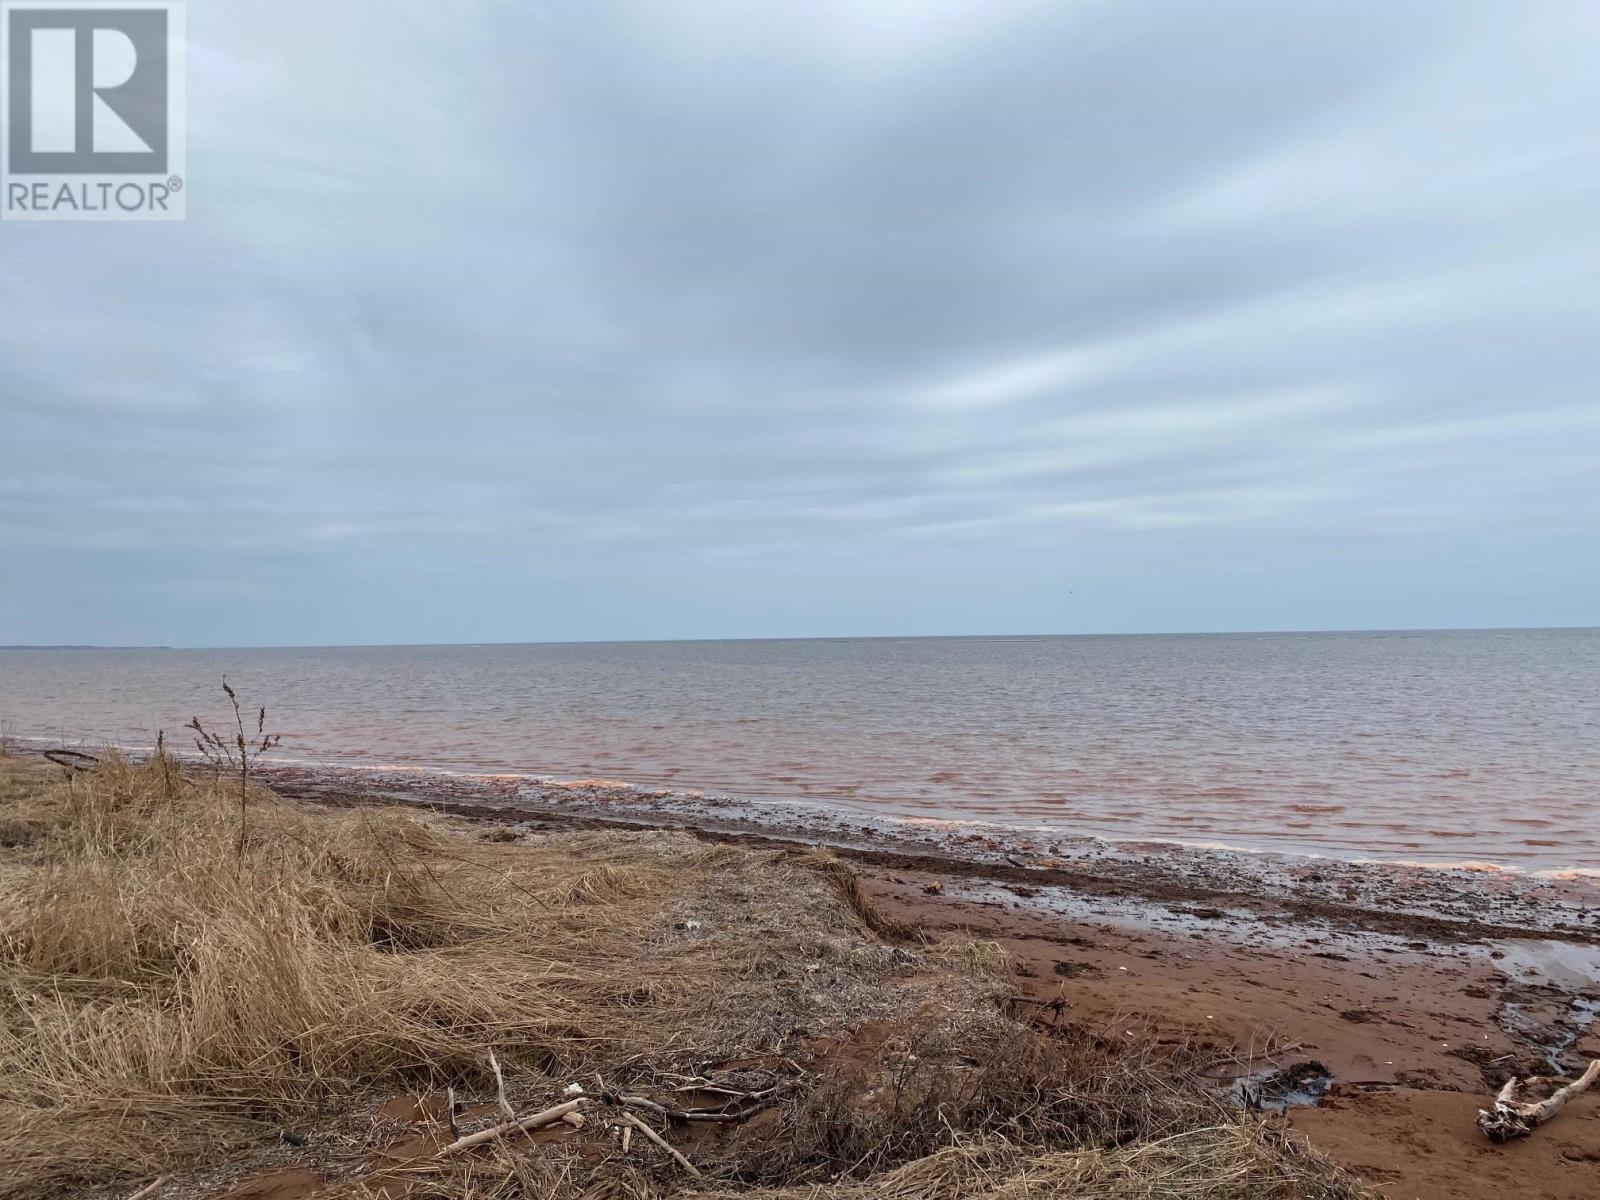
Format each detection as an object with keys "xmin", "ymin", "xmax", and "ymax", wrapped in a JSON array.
[{"xmin": 3, "ymin": 623, "xmax": 1597, "ymax": 652}]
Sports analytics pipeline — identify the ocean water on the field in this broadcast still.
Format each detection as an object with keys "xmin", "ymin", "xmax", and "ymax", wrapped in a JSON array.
[{"xmin": 2, "ymin": 630, "xmax": 1597, "ymax": 869}]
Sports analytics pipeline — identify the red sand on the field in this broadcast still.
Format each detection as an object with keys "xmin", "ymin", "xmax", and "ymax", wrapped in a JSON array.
[{"xmin": 860, "ymin": 865, "xmax": 1600, "ymax": 1200}]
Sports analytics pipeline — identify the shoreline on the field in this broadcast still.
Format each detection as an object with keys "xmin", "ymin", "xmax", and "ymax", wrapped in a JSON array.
[
  {"xmin": 259, "ymin": 755, "xmax": 1600, "ymax": 879},
  {"xmin": 251, "ymin": 759, "xmax": 1600, "ymax": 943},
  {"xmin": 251, "ymin": 757, "xmax": 1600, "ymax": 1200},
  {"xmin": 25, "ymin": 731, "xmax": 1600, "ymax": 878},
  {"xmin": 18, "ymin": 742, "xmax": 1596, "ymax": 944},
  {"xmin": 8, "ymin": 705, "xmax": 1596, "ymax": 871}
]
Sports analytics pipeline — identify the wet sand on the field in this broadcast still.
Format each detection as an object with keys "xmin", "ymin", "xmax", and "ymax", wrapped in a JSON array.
[
  {"xmin": 259, "ymin": 763, "xmax": 1600, "ymax": 1200},
  {"xmin": 861, "ymin": 872, "xmax": 1600, "ymax": 1200}
]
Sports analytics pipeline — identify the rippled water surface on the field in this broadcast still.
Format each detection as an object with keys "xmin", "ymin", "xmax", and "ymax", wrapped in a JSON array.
[{"xmin": 3, "ymin": 630, "xmax": 1597, "ymax": 868}]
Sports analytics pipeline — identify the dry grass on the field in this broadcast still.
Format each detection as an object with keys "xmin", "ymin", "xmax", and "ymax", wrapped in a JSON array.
[
  {"xmin": 0, "ymin": 754, "xmax": 1371, "ymax": 1200},
  {"xmin": 702, "ymin": 1125, "xmax": 1364, "ymax": 1200},
  {"xmin": 0, "ymin": 755, "xmax": 939, "ymax": 1198}
]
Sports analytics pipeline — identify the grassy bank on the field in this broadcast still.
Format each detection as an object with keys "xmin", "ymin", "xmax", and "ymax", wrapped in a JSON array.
[{"xmin": 0, "ymin": 751, "xmax": 1369, "ymax": 1199}]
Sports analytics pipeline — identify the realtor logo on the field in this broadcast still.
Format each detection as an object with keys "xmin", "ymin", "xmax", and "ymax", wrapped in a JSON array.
[{"xmin": 1, "ymin": 1, "xmax": 184, "ymax": 220}]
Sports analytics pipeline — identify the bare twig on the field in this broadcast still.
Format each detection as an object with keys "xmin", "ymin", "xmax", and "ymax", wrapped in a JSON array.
[
  {"xmin": 612, "ymin": 1091, "xmax": 769, "ymax": 1123},
  {"xmin": 618, "ymin": 1112, "xmax": 701, "ymax": 1178},
  {"xmin": 126, "ymin": 1177, "xmax": 166, "ymax": 1200},
  {"xmin": 487, "ymin": 1049, "xmax": 515, "ymax": 1121}
]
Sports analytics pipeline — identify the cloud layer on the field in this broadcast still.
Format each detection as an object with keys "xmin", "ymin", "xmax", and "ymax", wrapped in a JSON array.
[{"xmin": 2, "ymin": 0, "xmax": 1597, "ymax": 644}]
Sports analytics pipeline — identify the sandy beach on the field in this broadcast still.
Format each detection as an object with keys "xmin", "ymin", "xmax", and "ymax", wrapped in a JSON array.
[{"xmin": 257, "ymin": 761, "xmax": 1600, "ymax": 1200}]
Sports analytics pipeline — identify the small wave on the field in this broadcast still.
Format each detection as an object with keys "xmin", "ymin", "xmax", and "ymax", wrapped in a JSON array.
[
  {"xmin": 1359, "ymin": 857, "xmax": 1524, "ymax": 874},
  {"xmin": 7, "ymin": 736, "xmax": 1593, "ymax": 878}
]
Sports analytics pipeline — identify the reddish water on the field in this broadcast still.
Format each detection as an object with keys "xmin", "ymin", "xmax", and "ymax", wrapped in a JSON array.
[{"xmin": 3, "ymin": 630, "xmax": 1597, "ymax": 869}]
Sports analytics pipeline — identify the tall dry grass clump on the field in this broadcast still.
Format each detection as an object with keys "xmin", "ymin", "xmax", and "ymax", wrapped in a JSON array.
[{"xmin": 0, "ymin": 754, "xmax": 927, "ymax": 1197}]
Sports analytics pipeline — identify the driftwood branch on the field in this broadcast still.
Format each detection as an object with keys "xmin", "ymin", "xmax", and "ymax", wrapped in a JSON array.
[
  {"xmin": 674, "ymin": 1082, "xmax": 752, "ymax": 1099},
  {"xmin": 431, "ymin": 1067, "xmax": 766, "ymax": 1173},
  {"xmin": 44, "ymin": 748, "xmax": 99, "ymax": 772},
  {"xmin": 618, "ymin": 1112, "xmax": 701, "ymax": 1178},
  {"xmin": 487, "ymin": 1048, "xmax": 515, "ymax": 1120},
  {"xmin": 439, "ymin": 1099, "xmax": 585, "ymax": 1155},
  {"xmin": 605, "ymin": 1085, "xmax": 781, "ymax": 1124},
  {"xmin": 1476, "ymin": 1059, "xmax": 1600, "ymax": 1142},
  {"xmin": 613, "ymin": 1094, "xmax": 745, "ymax": 1123}
]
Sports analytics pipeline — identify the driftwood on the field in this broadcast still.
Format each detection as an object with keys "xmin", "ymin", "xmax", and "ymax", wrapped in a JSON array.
[
  {"xmin": 432, "ymin": 1070, "xmax": 770, "ymax": 1171},
  {"xmin": 44, "ymin": 748, "xmax": 99, "ymax": 772},
  {"xmin": 1476, "ymin": 1059, "xmax": 1600, "ymax": 1142},
  {"xmin": 673, "ymin": 1082, "xmax": 758, "ymax": 1099},
  {"xmin": 439, "ymin": 1099, "xmax": 586, "ymax": 1154},
  {"xmin": 614, "ymin": 1093, "xmax": 747, "ymax": 1123},
  {"xmin": 618, "ymin": 1112, "xmax": 701, "ymax": 1178},
  {"xmin": 487, "ymin": 1048, "xmax": 515, "ymax": 1121},
  {"xmin": 606, "ymin": 1084, "xmax": 781, "ymax": 1124}
]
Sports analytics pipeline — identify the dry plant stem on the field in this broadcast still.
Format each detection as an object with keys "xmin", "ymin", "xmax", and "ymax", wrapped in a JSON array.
[
  {"xmin": 618, "ymin": 1112, "xmax": 701, "ymax": 1178},
  {"xmin": 615, "ymin": 1094, "xmax": 744, "ymax": 1123},
  {"xmin": 228, "ymin": 683, "xmax": 247, "ymax": 857},
  {"xmin": 155, "ymin": 731, "xmax": 176, "ymax": 802},
  {"xmin": 1476, "ymin": 1059, "xmax": 1600, "ymax": 1142},
  {"xmin": 609, "ymin": 1088, "xmax": 775, "ymax": 1123},
  {"xmin": 126, "ymin": 1177, "xmax": 166, "ymax": 1200},
  {"xmin": 487, "ymin": 1049, "xmax": 515, "ymax": 1121},
  {"xmin": 438, "ymin": 1100, "xmax": 586, "ymax": 1155},
  {"xmin": 185, "ymin": 677, "xmax": 281, "ymax": 861}
]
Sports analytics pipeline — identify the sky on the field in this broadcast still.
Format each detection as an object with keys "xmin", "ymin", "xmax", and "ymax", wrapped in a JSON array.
[{"xmin": 2, "ymin": 0, "xmax": 1597, "ymax": 647}]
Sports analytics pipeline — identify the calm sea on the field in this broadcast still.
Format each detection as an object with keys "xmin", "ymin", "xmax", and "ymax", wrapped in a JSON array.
[{"xmin": 3, "ymin": 630, "xmax": 1597, "ymax": 869}]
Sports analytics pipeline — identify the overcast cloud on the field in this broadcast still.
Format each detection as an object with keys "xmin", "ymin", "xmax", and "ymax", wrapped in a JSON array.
[{"xmin": 2, "ymin": 0, "xmax": 1597, "ymax": 645}]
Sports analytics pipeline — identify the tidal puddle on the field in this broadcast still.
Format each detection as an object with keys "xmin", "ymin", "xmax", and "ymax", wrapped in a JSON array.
[{"xmin": 1232, "ymin": 1061, "xmax": 1334, "ymax": 1112}]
